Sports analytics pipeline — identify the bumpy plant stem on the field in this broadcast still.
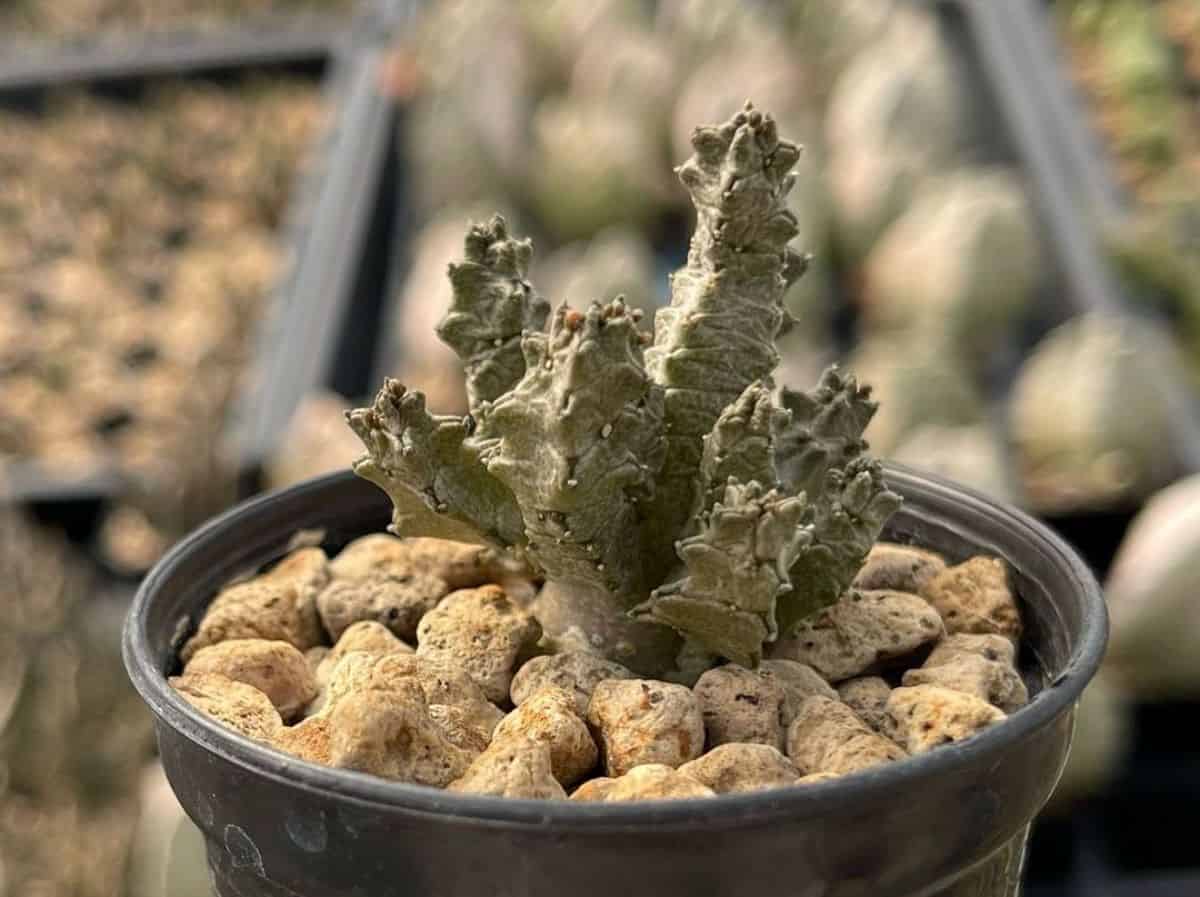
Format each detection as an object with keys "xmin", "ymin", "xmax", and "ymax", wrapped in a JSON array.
[
  {"xmin": 634, "ymin": 481, "xmax": 810, "ymax": 668},
  {"xmin": 349, "ymin": 103, "xmax": 902, "ymax": 673},
  {"xmin": 641, "ymin": 103, "xmax": 808, "ymax": 583},
  {"xmin": 436, "ymin": 215, "xmax": 550, "ymax": 416},
  {"xmin": 346, "ymin": 382, "xmax": 524, "ymax": 547}
]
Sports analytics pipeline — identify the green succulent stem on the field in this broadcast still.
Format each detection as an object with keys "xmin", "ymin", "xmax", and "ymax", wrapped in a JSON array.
[{"xmin": 349, "ymin": 104, "xmax": 901, "ymax": 675}]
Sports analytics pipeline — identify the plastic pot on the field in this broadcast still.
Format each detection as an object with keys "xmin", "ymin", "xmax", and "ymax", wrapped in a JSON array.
[{"xmin": 123, "ymin": 466, "xmax": 1106, "ymax": 897}]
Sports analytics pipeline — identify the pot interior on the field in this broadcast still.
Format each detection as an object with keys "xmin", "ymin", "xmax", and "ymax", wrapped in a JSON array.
[{"xmin": 136, "ymin": 466, "xmax": 1101, "ymax": 706}]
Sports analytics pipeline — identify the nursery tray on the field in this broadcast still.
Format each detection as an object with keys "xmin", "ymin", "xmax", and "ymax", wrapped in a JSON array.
[
  {"xmin": 1, "ymin": 2, "xmax": 414, "ymax": 524},
  {"xmin": 0, "ymin": 15, "xmax": 344, "ymax": 92},
  {"xmin": 228, "ymin": 0, "xmax": 417, "ymax": 487},
  {"xmin": 992, "ymin": 0, "xmax": 1200, "ymax": 471},
  {"xmin": 0, "ymin": 30, "xmax": 339, "ymax": 513},
  {"xmin": 921, "ymin": 0, "xmax": 1200, "ymax": 576}
]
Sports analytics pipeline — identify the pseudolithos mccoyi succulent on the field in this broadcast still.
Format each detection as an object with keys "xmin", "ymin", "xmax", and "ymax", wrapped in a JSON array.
[{"xmin": 349, "ymin": 103, "xmax": 901, "ymax": 676}]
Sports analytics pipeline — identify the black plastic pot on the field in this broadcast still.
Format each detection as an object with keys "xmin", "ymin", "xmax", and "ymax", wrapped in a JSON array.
[{"xmin": 124, "ymin": 466, "xmax": 1106, "ymax": 897}]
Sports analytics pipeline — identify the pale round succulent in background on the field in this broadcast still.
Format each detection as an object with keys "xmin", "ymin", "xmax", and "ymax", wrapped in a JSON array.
[
  {"xmin": 824, "ymin": 6, "xmax": 971, "ymax": 262},
  {"xmin": 569, "ymin": 23, "xmax": 680, "ymax": 147},
  {"xmin": 890, "ymin": 423, "xmax": 1017, "ymax": 505},
  {"xmin": 529, "ymin": 97, "xmax": 673, "ymax": 242},
  {"xmin": 1046, "ymin": 669, "xmax": 1132, "ymax": 809},
  {"xmin": 1010, "ymin": 313, "xmax": 1182, "ymax": 513},
  {"xmin": 845, "ymin": 336, "xmax": 987, "ymax": 455},
  {"xmin": 861, "ymin": 168, "xmax": 1040, "ymax": 362},
  {"xmin": 1105, "ymin": 473, "xmax": 1200, "ymax": 698},
  {"xmin": 655, "ymin": 0, "xmax": 780, "ymax": 71},
  {"xmin": 533, "ymin": 228, "xmax": 661, "ymax": 314},
  {"xmin": 787, "ymin": 0, "xmax": 898, "ymax": 101},
  {"xmin": 516, "ymin": 0, "xmax": 648, "ymax": 89},
  {"xmin": 401, "ymin": 0, "xmax": 537, "ymax": 213},
  {"xmin": 263, "ymin": 390, "xmax": 362, "ymax": 491}
]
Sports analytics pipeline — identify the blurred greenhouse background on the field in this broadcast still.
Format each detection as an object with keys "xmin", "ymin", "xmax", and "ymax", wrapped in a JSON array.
[{"xmin": 3, "ymin": 0, "xmax": 1200, "ymax": 894}]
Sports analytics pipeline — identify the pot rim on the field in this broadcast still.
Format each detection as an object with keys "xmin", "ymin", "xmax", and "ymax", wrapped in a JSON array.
[{"xmin": 124, "ymin": 464, "xmax": 1107, "ymax": 829}]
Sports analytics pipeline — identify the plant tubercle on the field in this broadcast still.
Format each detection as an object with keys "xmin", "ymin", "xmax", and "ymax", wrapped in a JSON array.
[{"xmin": 348, "ymin": 102, "xmax": 901, "ymax": 677}]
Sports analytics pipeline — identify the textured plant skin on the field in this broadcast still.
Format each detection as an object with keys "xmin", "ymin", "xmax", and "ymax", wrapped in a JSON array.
[
  {"xmin": 436, "ymin": 215, "xmax": 550, "ymax": 415},
  {"xmin": 640, "ymin": 106, "xmax": 807, "ymax": 582},
  {"xmin": 350, "ymin": 103, "xmax": 899, "ymax": 675}
]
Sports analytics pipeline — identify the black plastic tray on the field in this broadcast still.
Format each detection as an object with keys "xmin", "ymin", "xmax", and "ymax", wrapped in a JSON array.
[
  {"xmin": 994, "ymin": 0, "xmax": 1200, "ymax": 470},
  {"xmin": 228, "ymin": 0, "xmax": 416, "ymax": 486},
  {"xmin": 1, "ymin": 1, "xmax": 414, "ymax": 515}
]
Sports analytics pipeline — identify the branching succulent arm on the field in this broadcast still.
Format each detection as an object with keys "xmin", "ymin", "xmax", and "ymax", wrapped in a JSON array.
[
  {"xmin": 349, "ymin": 103, "xmax": 901, "ymax": 675},
  {"xmin": 640, "ymin": 106, "xmax": 807, "ymax": 581},
  {"xmin": 436, "ymin": 215, "xmax": 550, "ymax": 415},
  {"xmin": 472, "ymin": 299, "xmax": 666, "ymax": 605}
]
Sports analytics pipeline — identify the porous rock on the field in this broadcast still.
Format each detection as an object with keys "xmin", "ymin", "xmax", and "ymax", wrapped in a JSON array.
[
  {"xmin": 786, "ymin": 695, "xmax": 906, "ymax": 775},
  {"xmin": 491, "ymin": 686, "xmax": 597, "ymax": 786},
  {"xmin": 170, "ymin": 672, "xmax": 283, "ymax": 744},
  {"xmin": 588, "ymin": 679, "xmax": 705, "ymax": 776},
  {"xmin": 317, "ymin": 572, "xmax": 449, "ymax": 643},
  {"xmin": 570, "ymin": 764, "xmax": 715, "ymax": 802},
  {"xmin": 416, "ymin": 585, "xmax": 542, "ymax": 702},
  {"xmin": 184, "ymin": 638, "xmax": 317, "ymax": 720},
  {"xmin": 759, "ymin": 659, "xmax": 838, "ymax": 725},
  {"xmin": 327, "ymin": 678, "xmax": 475, "ymax": 786},
  {"xmin": 181, "ymin": 577, "xmax": 325, "ymax": 662},
  {"xmin": 694, "ymin": 664, "xmax": 787, "ymax": 750},
  {"xmin": 836, "ymin": 676, "xmax": 892, "ymax": 733},
  {"xmin": 769, "ymin": 589, "xmax": 944, "ymax": 681},
  {"xmin": 448, "ymin": 737, "xmax": 566, "ymax": 799},
  {"xmin": 853, "ymin": 542, "xmax": 947, "ymax": 593},
  {"xmin": 885, "ymin": 684, "xmax": 1006, "ymax": 754},
  {"xmin": 678, "ymin": 743, "xmax": 800, "ymax": 794},
  {"xmin": 510, "ymin": 651, "xmax": 637, "ymax": 716},
  {"xmin": 920, "ymin": 556, "xmax": 1021, "ymax": 640}
]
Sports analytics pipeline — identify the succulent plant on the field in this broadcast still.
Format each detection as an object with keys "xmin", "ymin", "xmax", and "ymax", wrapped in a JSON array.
[
  {"xmin": 1010, "ymin": 313, "xmax": 1183, "ymax": 512},
  {"xmin": 861, "ymin": 168, "xmax": 1040, "ymax": 363},
  {"xmin": 349, "ymin": 105, "xmax": 901, "ymax": 675}
]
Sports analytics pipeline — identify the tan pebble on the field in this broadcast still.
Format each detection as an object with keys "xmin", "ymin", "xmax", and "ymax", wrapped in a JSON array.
[
  {"xmin": 428, "ymin": 704, "xmax": 493, "ymax": 754},
  {"xmin": 170, "ymin": 672, "xmax": 283, "ymax": 743},
  {"xmin": 885, "ymin": 685, "xmax": 1006, "ymax": 754},
  {"xmin": 181, "ymin": 578, "xmax": 324, "ymax": 662},
  {"xmin": 797, "ymin": 772, "xmax": 840, "ymax": 784},
  {"xmin": 587, "ymin": 679, "xmax": 705, "ymax": 776},
  {"xmin": 259, "ymin": 547, "xmax": 330, "ymax": 644},
  {"xmin": 416, "ymin": 585, "xmax": 542, "ymax": 702},
  {"xmin": 184, "ymin": 638, "xmax": 317, "ymax": 721},
  {"xmin": 305, "ymin": 646, "xmax": 330, "ymax": 677},
  {"xmin": 853, "ymin": 543, "xmax": 947, "ymax": 593},
  {"xmin": 759, "ymin": 659, "xmax": 838, "ymax": 725},
  {"xmin": 694, "ymin": 665, "xmax": 786, "ymax": 750},
  {"xmin": 678, "ymin": 743, "xmax": 800, "ymax": 794},
  {"xmin": 786, "ymin": 696, "xmax": 906, "ymax": 776},
  {"xmin": 925, "ymin": 633, "xmax": 1017, "ymax": 667},
  {"xmin": 448, "ymin": 737, "xmax": 566, "ymax": 799},
  {"xmin": 769, "ymin": 590, "xmax": 945, "ymax": 682},
  {"xmin": 492, "ymin": 686, "xmax": 597, "ymax": 786},
  {"xmin": 920, "ymin": 556, "xmax": 1022, "ymax": 640},
  {"xmin": 317, "ymin": 572, "xmax": 448, "ymax": 643},
  {"xmin": 510, "ymin": 651, "xmax": 636, "ymax": 716},
  {"xmin": 316, "ymin": 652, "xmax": 502, "ymax": 747},
  {"xmin": 318, "ymin": 621, "xmax": 414, "ymax": 680},
  {"xmin": 570, "ymin": 764, "xmax": 715, "ymax": 802},
  {"xmin": 327, "ymin": 678, "xmax": 475, "ymax": 785},
  {"xmin": 836, "ymin": 677, "xmax": 893, "ymax": 733},
  {"xmin": 903, "ymin": 655, "xmax": 1028, "ymax": 713},
  {"xmin": 331, "ymin": 534, "xmax": 518, "ymax": 590},
  {"xmin": 274, "ymin": 716, "xmax": 333, "ymax": 766}
]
